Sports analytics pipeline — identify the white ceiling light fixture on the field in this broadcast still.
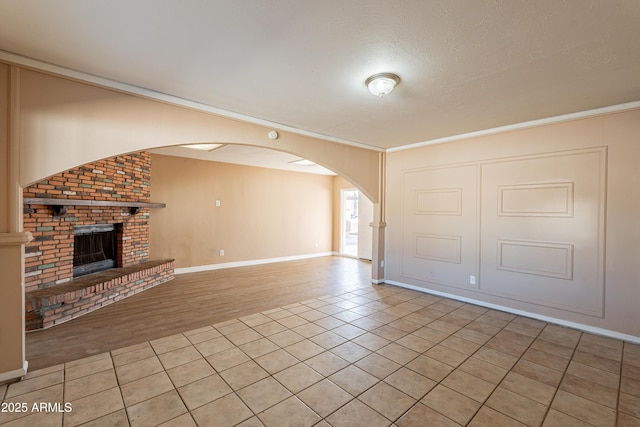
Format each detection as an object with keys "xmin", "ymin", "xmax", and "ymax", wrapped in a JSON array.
[{"xmin": 365, "ymin": 73, "xmax": 400, "ymax": 97}]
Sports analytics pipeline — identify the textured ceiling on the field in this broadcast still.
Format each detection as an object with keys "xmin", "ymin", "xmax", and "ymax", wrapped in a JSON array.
[{"xmin": 1, "ymin": 0, "xmax": 639, "ymax": 151}]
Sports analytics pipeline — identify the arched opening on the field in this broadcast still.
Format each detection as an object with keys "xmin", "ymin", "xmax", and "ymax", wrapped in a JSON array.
[
  {"xmin": 1, "ymin": 63, "xmax": 385, "ymax": 380},
  {"xmin": 21, "ymin": 144, "xmax": 378, "ymax": 368}
]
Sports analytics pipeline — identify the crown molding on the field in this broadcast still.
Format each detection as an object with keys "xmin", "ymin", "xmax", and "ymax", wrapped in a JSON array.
[
  {"xmin": 0, "ymin": 50, "xmax": 384, "ymax": 153},
  {"xmin": 388, "ymin": 101, "xmax": 640, "ymax": 153}
]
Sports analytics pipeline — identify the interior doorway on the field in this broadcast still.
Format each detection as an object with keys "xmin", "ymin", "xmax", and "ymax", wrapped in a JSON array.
[{"xmin": 340, "ymin": 189, "xmax": 373, "ymax": 260}]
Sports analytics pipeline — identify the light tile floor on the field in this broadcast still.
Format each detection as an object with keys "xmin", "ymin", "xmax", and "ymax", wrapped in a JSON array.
[{"xmin": 2, "ymin": 284, "xmax": 639, "ymax": 426}]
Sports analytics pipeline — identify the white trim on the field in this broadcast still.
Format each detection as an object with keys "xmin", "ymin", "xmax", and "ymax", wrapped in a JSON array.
[
  {"xmin": 0, "ymin": 50, "xmax": 383, "ymax": 153},
  {"xmin": 174, "ymin": 252, "xmax": 334, "ymax": 275},
  {"xmin": 385, "ymin": 279, "xmax": 640, "ymax": 344},
  {"xmin": 370, "ymin": 279, "xmax": 385, "ymax": 285},
  {"xmin": 0, "ymin": 361, "xmax": 28, "ymax": 385},
  {"xmin": 388, "ymin": 101, "xmax": 640, "ymax": 153},
  {"xmin": 0, "ymin": 232, "xmax": 33, "ymax": 246}
]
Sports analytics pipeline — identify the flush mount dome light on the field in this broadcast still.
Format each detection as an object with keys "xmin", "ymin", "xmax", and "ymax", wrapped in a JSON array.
[{"xmin": 365, "ymin": 73, "xmax": 400, "ymax": 97}]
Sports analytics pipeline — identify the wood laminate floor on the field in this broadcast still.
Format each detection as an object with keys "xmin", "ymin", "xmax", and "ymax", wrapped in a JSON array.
[{"xmin": 26, "ymin": 256, "xmax": 372, "ymax": 370}]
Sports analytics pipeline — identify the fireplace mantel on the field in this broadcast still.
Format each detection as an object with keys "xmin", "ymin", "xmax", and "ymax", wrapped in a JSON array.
[{"xmin": 24, "ymin": 198, "xmax": 166, "ymax": 216}]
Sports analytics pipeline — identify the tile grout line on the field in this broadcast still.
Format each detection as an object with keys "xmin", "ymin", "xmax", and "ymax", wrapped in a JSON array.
[
  {"xmin": 114, "ymin": 351, "xmax": 135, "ymax": 427},
  {"xmin": 410, "ymin": 307, "xmax": 533, "ymax": 425},
  {"xmin": 615, "ymin": 342, "xmax": 625, "ymax": 427},
  {"xmin": 308, "ymin": 291, "xmax": 412, "ymax": 425},
  {"xmin": 325, "ymin": 293, "xmax": 512, "ymax": 425},
  {"xmin": 421, "ymin": 313, "xmax": 516, "ymax": 425},
  {"xmin": 384, "ymin": 303, "xmax": 482, "ymax": 426},
  {"xmin": 262, "ymin": 291, "xmax": 415, "ymax": 424},
  {"xmin": 297, "ymin": 293, "xmax": 484, "ymax": 425},
  {"xmin": 265, "ymin": 294, "xmax": 382, "ymax": 424},
  {"xmin": 193, "ymin": 300, "xmax": 350, "ymax": 425},
  {"xmin": 491, "ymin": 316, "xmax": 553, "ymax": 426},
  {"xmin": 271, "ymin": 293, "xmax": 385, "ymax": 423},
  {"xmin": 540, "ymin": 329, "xmax": 583, "ymax": 425},
  {"xmin": 229, "ymin": 317, "xmax": 305, "ymax": 425},
  {"xmin": 149, "ymin": 336, "xmax": 191, "ymax": 427}
]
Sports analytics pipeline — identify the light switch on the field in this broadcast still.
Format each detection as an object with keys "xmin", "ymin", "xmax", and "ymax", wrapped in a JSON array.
[{"xmin": 215, "ymin": 200, "xmax": 221, "ymax": 207}]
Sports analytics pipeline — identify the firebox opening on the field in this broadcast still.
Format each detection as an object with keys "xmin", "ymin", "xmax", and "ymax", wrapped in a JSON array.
[{"xmin": 73, "ymin": 224, "xmax": 119, "ymax": 277}]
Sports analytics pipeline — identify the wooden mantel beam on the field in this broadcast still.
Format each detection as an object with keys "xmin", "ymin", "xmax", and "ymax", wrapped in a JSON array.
[{"xmin": 23, "ymin": 198, "xmax": 166, "ymax": 216}]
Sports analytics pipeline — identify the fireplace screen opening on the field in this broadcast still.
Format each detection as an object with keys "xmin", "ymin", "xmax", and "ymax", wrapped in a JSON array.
[{"xmin": 73, "ymin": 224, "xmax": 119, "ymax": 277}]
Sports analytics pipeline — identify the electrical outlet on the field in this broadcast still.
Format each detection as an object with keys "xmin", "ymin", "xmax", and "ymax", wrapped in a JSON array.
[
  {"xmin": 470, "ymin": 275, "xmax": 476, "ymax": 285},
  {"xmin": 215, "ymin": 200, "xmax": 221, "ymax": 207},
  {"xmin": 219, "ymin": 249, "xmax": 224, "ymax": 256}
]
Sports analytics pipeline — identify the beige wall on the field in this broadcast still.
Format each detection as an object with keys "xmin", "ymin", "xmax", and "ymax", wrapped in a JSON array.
[
  {"xmin": 386, "ymin": 109, "xmax": 640, "ymax": 338},
  {"xmin": 16, "ymin": 68, "xmax": 381, "ymax": 203},
  {"xmin": 150, "ymin": 155, "xmax": 333, "ymax": 267}
]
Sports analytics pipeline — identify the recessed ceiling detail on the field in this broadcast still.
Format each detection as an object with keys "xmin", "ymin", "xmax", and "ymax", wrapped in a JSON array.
[
  {"xmin": 151, "ymin": 145, "xmax": 335, "ymax": 176},
  {"xmin": 179, "ymin": 143, "xmax": 224, "ymax": 152},
  {"xmin": 289, "ymin": 159, "xmax": 316, "ymax": 166}
]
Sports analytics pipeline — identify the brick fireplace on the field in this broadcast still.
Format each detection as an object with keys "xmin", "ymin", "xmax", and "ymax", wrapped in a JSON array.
[{"xmin": 23, "ymin": 152, "xmax": 174, "ymax": 330}]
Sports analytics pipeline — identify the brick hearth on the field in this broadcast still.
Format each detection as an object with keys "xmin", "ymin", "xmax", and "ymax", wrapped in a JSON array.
[{"xmin": 25, "ymin": 259, "xmax": 174, "ymax": 330}]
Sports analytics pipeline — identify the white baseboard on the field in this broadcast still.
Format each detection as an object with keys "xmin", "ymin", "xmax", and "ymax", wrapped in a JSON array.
[
  {"xmin": 175, "ymin": 252, "xmax": 334, "ymax": 275},
  {"xmin": 0, "ymin": 360, "xmax": 28, "ymax": 385},
  {"xmin": 385, "ymin": 279, "xmax": 640, "ymax": 345}
]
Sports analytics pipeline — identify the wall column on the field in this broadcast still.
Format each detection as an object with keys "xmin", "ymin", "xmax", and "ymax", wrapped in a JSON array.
[
  {"xmin": 370, "ymin": 152, "xmax": 386, "ymax": 283},
  {"xmin": 0, "ymin": 65, "xmax": 31, "ymax": 383},
  {"xmin": 370, "ymin": 221, "xmax": 386, "ymax": 283}
]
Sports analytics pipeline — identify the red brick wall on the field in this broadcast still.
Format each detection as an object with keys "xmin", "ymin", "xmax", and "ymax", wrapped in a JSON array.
[{"xmin": 23, "ymin": 152, "xmax": 152, "ymax": 292}]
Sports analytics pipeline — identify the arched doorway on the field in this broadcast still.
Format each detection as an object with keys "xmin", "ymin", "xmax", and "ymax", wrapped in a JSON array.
[
  {"xmin": 0, "ymin": 63, "xmax": 385, "ymax": 381},
  {"xmin": 339, "ymin": 188, "xmax": 374, "ymax": 261}
]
